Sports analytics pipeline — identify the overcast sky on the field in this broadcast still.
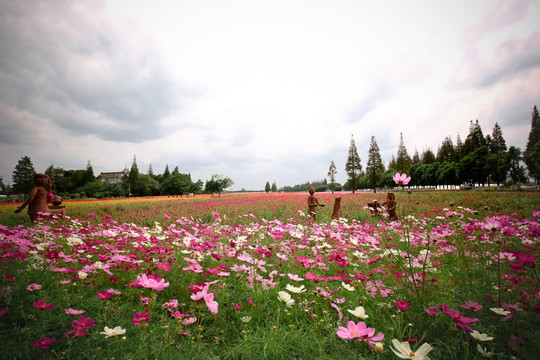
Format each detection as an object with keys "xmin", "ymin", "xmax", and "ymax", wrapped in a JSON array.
[{"xmin": 1, "ymin": 0, "xmax": 539, "ymax": 191}]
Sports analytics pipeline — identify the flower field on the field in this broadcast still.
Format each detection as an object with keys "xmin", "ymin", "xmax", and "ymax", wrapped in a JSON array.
[{"xmin": 0, "ymin": 190, "xmax": 539, "ymax": 359}]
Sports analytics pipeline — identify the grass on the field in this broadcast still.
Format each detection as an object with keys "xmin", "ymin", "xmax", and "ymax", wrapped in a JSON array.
[{"xmin": 0, "ymin": 190, "xmax": 539, "ymax": 359}]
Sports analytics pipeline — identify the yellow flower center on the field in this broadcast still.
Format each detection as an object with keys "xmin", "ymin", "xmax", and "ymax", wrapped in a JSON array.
[{"xmin": 409, "ymin": 351, "xmax": 415, "ymax": 357}]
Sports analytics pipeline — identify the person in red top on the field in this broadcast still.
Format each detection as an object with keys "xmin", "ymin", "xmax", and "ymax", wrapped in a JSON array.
[{"xmin": 14, "ymin": 173, "xmax": 65, "ymax": 223}]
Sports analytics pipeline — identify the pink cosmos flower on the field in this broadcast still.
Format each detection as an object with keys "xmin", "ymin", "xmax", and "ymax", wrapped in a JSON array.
[
  {"xmin": 0, "ymin": 309, "xmax": 6, "ymax": 317},
  {"xmin": 133, "ymin": 273, "xmax": 169, "ymax": 292},
  {"xmin": 182, "ymin": 317, "xmax": 197, "ymax": 325},
  {"xmin": 424, "ymin": 306, "xmax": 438, "ymax": 316},
  {"xmin": 31, "ymin": 337, "xmax": 56, "ymax": 349},
  {"xmin": 204, "ymin": 293, "xmax": 219, "ymax": 314},
  {"xmin": 132, "ymin": 311, "xmax": 150, "ymax": 325},
  {"xmin": 33, "ymin": 300, "xmax": 55, "ymax": 310},
  {"xmin": 461, "ymin": 301, "xmax": 483, "ymax": 312},
  {"xmin": 393, "ymin": 172, "xmax": 411, "ymax": 185},
  {"xmin": 156, "ymin": 262, "xmax": 172, "ymax": 271},
  {"xmin": 396, "ymin": 300, "xmax": 410, "ymax": 311},
  {"xmin": 26, "ymin": 284, "xmax": 42, "ymax": 292},
  {"xmin": 337, "ymin": 321, "xmax": 384, "ymax": 347},
  {"xmin": 65, "ymin": 308, "xmax": 85, "ymax": 315},
  {"xmin": 72, "ymin": 316, "xmax": 95, "ymax": 329},
  {"xmin": 96, "ymin": 290, "xmax": 113, "ymax": 300}
]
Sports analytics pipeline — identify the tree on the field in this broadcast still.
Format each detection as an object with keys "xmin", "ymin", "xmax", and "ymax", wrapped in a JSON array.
[
  {"xmin": 128, "ymin": 156, "xmax": 140, "ymax": 197},
  {"xmin": 148, "ymin": 164, "xmax": 155, "ymax": 179},
  {"xmin": 486, "ymin": 153, "xmax": 508, "ymax": 188},
  {"xmin": 412, "ymin": 149, "xmax": 420, "ymax": 164},
  {"xmin": 45, "ymin": 164, "xmax": 65, "ymax": 194},
  {"xmin": 458, "ymin": 146, "xmax": 488, "ymax": 186},
  {"xmin": 161, "ymin": 173, "xmax": 191, "ymax": 196},
  {"xmin": 205, "ymin": 174, "xmax": 233, "ymax": 196},
  {"xmin": 265, "ymin": 181, "xmax": 271, "ymax": 193},
  {"xmin": 437, "ymin": 136, "xmax": 456, "ymax": 163},
  {"xmin": 524, "ymin": 105, "xmax": 540, "ymax": 185},
  {"xmin": 162, "ymin": 164, "xmax": 171, "ymax": 180},
  {"xmin": 462, "ymin": 120, "xmax": 486, "ymax": 156},
  {"xmin": 395, "ymin": 133, "xmax": 412, "ymax": 173},
  {"xmin": 488, "ymin": 123, "xmax": 507, "ymax": 157},
  {"xmin": 83, "ymin": 161, "xmax": 95, "ymax": 184},
  {"xmin": 327, "ymin": 160, "xmax": 337, "ymax": 194},
  {"xmin": 505, "ymin": 146, "xmax": 527, "ymax": 187},
  {"xmin": 420, "ymin": 148, "xmax": 436, "ymax": 164},
  {"xmin": 366, "ymin": 136, "xmax": 385, "ymax": 192},
  {"xmin": 271, "ymin": 181, "xmax": 277, "ymax": 192},
  {"xmin": 12, "ymin": 156, "xmax": 35, "ymax": 195},
  {"xmin": 345, "ymin": 136, "xmax": 362, "ymax": 193}
]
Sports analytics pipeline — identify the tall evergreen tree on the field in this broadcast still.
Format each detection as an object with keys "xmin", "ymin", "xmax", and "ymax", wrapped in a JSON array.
[
  {"xmin": 455, "ymin": 134, "xmax": 464, "ymax": 161},
  {"xmin": 524, "ymin": 105, "xmax": 540, "ymax": 185},
  {"xmin": 366, "ymin": 136, "xmax": 385, "ymax": 192},
  {"xmin": 395, "ymin": 133, "xmax": 412, "ymax": 173},
  {"xmin": 327, "ymin": 160, "xmax": 337, "ymax": 194},
  {"xmin": 412, "ymin": 149, "xmax": 420, "ymax": 164},
  {"xmin": 83, "ymin": 160, "xmax": 95, "ymax": 184},
  {"xmin": 463, "ymin": 120, "xmax": 486, "ymax": 156},
  {"xmin": 437, "ymin": 136, "xmax": 456, "ymax": 162},
  {"xmin": 488, "ymin": 123, "xmax": 507, "ymax": 156},
  {"xmin": 128, "ymin": 156, "xmax": 140, "ymax": 196},
  {"xmin": 12, "ymin": 156, "xmax": 36, "ymax": 195},
  {"xmin": 345, "ymin": 135, "xmax": 362, "ymax": 193},
  {"xmin": 148, "ymin": 164, "xmax": 155, "ymax": 178},
  {"xmin": 264, "ymin": 181, "xmax": 271, "ymax": 193},
  {"xmin": 162, "ymin": 164, "xmax": 171, "ymax": 180},
  {"xmin": 421, "ymin": 148, "xmax": 436, "ymax": 164},
  {"xmin": 271, "ymin": 181, "xmax": 278, "ymax": 192}
]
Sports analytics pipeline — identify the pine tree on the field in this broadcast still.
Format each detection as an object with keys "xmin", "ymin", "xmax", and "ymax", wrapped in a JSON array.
[
  {"xmin": 12, "ymin": 156, "xmax": 36, "ymax": 195},
  {"xmin": 455, "ymin": 134, "xmax": 464, "ymax": 161},
  {"xmin": 128, "ymin": 156, "xmax": 140, "ymax": 196},
  {"xmin": 327, "ymin": 160, "xmax": 337, "ymax": 194},
  {"xmin": 271, "ymin": 181, "xmax": 277, "ymax": 192},
  {"xmin": 366, "ymin": 136, "xmax": 385, "ymax": 192},
  {"xmin": 437, "ymin": 136, "xmax": 456, "ymax": 163},
  {"xmin": 345, "ymin": 135, "xmax": 362, "ymax": 193},
  {"xmin": 265, "ymin": 181, "xmax": 271, "ymax": 193},
  {"xmin": 412, "ymin": 149, "xmax": 420, "ymax": 164},
  {"xmin": 396, "ymin": 133, "xmax": 412, "ymax": 173},
  {"xmin": 421, "ymin": 148, "xmax": 436, "ymax": 164},
  {"xmin": 488, "ymin": 123, "xmax": 507, "ymax": 157},
  {"xmin": 83, "ymin": 160, "xmax": 95, "ymax": 184},
  {"xmin": 148, "ymin": 164, "xmax": 154, "ymax": 178},
  {"xmin": 524, "ymin": 105, "xmax": 540, "ymax": 185},
  {"xmin": 463, "ymin": 120, "xmax": 486, "ymax": 156},
  {"xmin": 163, "ymin": 164, "xmax": 171, "ymax": 179}
]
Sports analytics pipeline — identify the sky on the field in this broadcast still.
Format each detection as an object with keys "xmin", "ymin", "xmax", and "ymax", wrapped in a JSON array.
[{"xmin": 1, "ymin": 0, "xmax": 539, "ymax": 191}]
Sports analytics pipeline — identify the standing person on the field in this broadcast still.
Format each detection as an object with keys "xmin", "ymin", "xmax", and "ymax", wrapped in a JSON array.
[
  {"xmin": 14, "ymin": 173, "xmax": 65, "ymax": 223},
  {"xmin": 307, "ymin": 187, "xmax": 324, "ymax": 219}
]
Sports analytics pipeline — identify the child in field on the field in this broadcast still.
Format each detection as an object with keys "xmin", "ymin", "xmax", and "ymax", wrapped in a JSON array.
[
  {"xmin": 382, "ymin": 192, "xmax": 398, "ymax": 221},
  {"xmin": 14, "ymin": 173, "xmax": 66, "ymax": 223},
  {"xmin": 307, "ymin": 187, "xmax": 324, "ymax": 219}
]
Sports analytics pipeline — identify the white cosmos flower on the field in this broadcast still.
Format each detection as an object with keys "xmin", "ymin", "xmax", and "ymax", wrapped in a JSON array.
[
  {"xmin": 341, "ymin": 282, "xmax": 355, "ymax": 291},
  {"xmin": 77, "ymin": 271, "xmax": 88, "ymax": 280},
  {"xmin": 391, "ymin": 339, "xmax": 433, "ymax": 360},
  {"xmin": 285, "ymin": 284, "xmax": 306, "ymax": 293},
  {"xmin": 490, "ymin": 307, "xmax": 510, "ymax": 316},
  {"xmin": 477, "ymin": 344, "xmax": 494, "ymax": 357},
  {"xmin": 240, "ymin": 316, "xmax": 252, "ymax": 323},
  {"xmin": 470, "ymin": 330, "xmax": 494, "ymax": 341},
  {"xmin": 100, "ymin": 326, "xmax": 126, "ymax": 338},
  {"xmin": 277, "ymin": 291, "xmax": 295, "ymax": 307},
  {"xmin": 347, "ymin": 306, "xmax": 369, "ymax": 319}
]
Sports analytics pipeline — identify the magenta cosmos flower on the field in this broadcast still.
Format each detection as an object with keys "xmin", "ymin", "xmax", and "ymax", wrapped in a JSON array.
[
  {"xmin": 31, "ymin": 337, "xmax": 56, "ymax": 349},
  {"xmin": 393, "ymin": 173, "xmax": 411, "ymax": 185},
  {"xmin": 33, "ymin": 300, "xmax": 55, "ymax": 310}
]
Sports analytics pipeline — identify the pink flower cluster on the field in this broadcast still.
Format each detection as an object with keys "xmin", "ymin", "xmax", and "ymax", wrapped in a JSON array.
[{"xmin": 190, "ymin": 282, "xmax": 219, "ymax": 314}]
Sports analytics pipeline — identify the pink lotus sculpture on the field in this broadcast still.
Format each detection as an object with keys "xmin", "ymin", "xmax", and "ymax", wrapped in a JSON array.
[{"xmin": 393, "ymin": 173, "xmax": 411, "ymax": 186}]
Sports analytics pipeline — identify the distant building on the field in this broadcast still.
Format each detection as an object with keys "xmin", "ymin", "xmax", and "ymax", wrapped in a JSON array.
[{"xmin": 97, "ymin": 172, "xmax": 124, "ymax": 184}]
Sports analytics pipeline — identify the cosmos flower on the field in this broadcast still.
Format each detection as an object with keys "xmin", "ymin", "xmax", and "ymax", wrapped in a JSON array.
[
  {"xmin": 391, "ymin": 339, "xmax": 433, "ymax": 359},
  {"xmin": 393, "ymin": 173, "xmax": 411, "ymax": 185},
  {"xmin": 347, "ymin": 306, "xmax": 369, "ymax": 319},
  {"xmin": 100, "ymin": 326, "xmax": 126, "ymax": 338},
  {"xmin": 31, "ymin": 337, "xmax": 56, "ymax": 349},
  {"xmin": 277, "ymin": 291, "xmax": 295, "ymax": 307},
  {"xmin": 470, "ymin": 330, "xmax": 494, "ymax": 342}
]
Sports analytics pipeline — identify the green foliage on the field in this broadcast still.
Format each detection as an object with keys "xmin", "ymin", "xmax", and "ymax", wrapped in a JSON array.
[
  {"xmin": 345, "ymin": 136, "xmax": 362, "ymax": 193},
  {"xmin": 12, "ymin": 156, "xmax": 35, "ymax": 195}
]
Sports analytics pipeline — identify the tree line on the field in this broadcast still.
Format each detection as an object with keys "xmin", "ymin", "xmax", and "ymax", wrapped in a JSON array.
[
  {"xmin": 338, "ymin": 106, "xmax": 539, "ymax": 192},
  {"xmin": 3, "ymin": 155, "xmax": 233, "ymax": 200}
]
